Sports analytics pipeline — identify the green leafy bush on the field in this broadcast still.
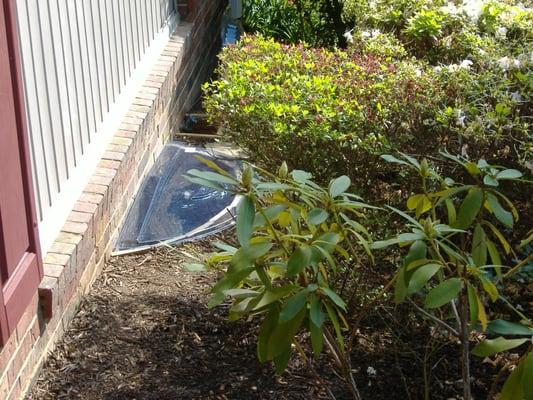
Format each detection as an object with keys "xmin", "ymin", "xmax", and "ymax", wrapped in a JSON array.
[
  {"xmin": 203, "ymin": 35, "xmax": 437, "ymax": 184},
  {"xmin": 373, "ymin": 152, "xmax": 532, "ymax": 399},
  {"xmin": 184, "ymin": 160, "xmax": 376, "ymax": 398},
  {"xmin": 242, "ymin": 0, "xmax": 346, "ymax": 47}
]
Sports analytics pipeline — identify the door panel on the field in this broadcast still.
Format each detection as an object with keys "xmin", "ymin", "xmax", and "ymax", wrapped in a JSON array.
[{"xmin": 0, "ymin": 0, "xmax": 43, "ymax": 345}]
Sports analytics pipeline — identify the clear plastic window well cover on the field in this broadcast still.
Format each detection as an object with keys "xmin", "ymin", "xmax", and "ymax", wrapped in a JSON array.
[{"xmin": 113, "ymin": 141, "xmax": 241, "ymax": 255}]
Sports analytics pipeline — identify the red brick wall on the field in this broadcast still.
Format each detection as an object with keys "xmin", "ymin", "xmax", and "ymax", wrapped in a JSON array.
[{"xmin": 0, "ymin": 2, "xmax": 227, "ymax": 398}]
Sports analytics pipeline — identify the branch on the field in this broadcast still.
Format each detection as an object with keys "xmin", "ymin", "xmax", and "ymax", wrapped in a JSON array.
[{"xmin": 407, "ymin": 298, "xmax": 459, "ymax": 337}]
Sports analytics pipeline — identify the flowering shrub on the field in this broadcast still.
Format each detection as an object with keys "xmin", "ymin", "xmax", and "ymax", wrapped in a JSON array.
[
  {"xmin": 203, "ymin": 35, "xmax": 437, "ymax": 183},
  {"xmin": 342, "ymin": 0, "xmax": 532, "ymax": 170}
]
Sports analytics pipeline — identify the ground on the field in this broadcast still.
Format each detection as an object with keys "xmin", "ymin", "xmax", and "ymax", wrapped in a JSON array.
[
  {"xmin": 26, "ymin": 241, "xmax": 342, "ymax": 400},
  {"xmin": 27, "ymin": 237, "xmax": 508, "ymax": 400}
]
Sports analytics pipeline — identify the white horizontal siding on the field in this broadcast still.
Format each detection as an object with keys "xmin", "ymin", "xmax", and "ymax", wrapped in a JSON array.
[{"xmin": 16, "ymin": 0, "xmax": 178, "ymax": 253}]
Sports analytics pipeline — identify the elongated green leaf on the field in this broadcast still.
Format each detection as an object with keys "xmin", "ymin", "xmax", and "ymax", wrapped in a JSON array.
[
  {"xmin": 273, "ymin": 346, "xmax": 292, "ymax": 374},
  {"xmin": 483, "ymin": 174, "xmax": 499, "ymax": 187},
  {"xmin": 472, "ymin": 224, "xmax": 487, "ymax": 267},
  {"xmin": 268, "ymin": 308, "xmax": 306, "ymax": 358},
  {"xmin": 324, "ymin": 302, "xmax": 344, "ymax": 348},
  {"xmin": 186, "ymin": 169, "xmax": 238, "ymax": 185},
  {"xmin": 279, "ymin": 290, "xmax": 307, "ymax": 323},
  {"xmin": 253, "ymin": 285, "xmax": 300, "ymax": 310},
  {"xmin": 182, "ymin": 263, "xmax": 207, "ymax": 272},
  {"xmin": 455, "ymin": 187, "xmax": 483, "ymax": 229},
  {"xmin": 310, "ymin": 320, "xmax": 324, "ymax": 356},
  {"xmin": 308, "ymin": 208, "xmax": 329, "ymax": 225},
  {"xmin": 185, "ymin": 176, "xmax": 227, "ymax": 191},
  {"xmin": 194, "ymin": 155, "xmax": 233, "ymax": 177},
  {"xmin": 445, "ymin": 198, "xmax": 456, "ymax": 225},
  {"xmin": 394, "ymin": 266, "xmax": 408, "ymax": 304},
  {"xmin": 309, "ymin": 294, "xmax": 325, "ymax": 327},
  {"xmin": 253, "ymin": 204, "xmax": 287, "ymax": 227},
  {"xmin": 496, "ymin": 169, "xmax": 522, "ymax": 180},
  {"xmin": 523, "ymin": 352, "xmax": 533, "ymax": 399},
  {"xmin": 291, "ymin": 170, "xmax": 312, "ymax": 182},
  {"xmin": 224, "ymin": 288, "xmax": 259, "ymax": 297},
  {"xmin": 329, "ymin": 175, "xmax": 351, "ymax": 198},
  {"xmin": 407, "ymin": 264, "xmax": 441, "ymax": 294},
  {"xmin": 380, "ymin": 154, "xmax": 410, "ymax": 166},
  {"xmin": 487, "ymin": 193, "xmax": 513, "ymax": 228},
  {"xmin": 500, "ymin": 358, "xmax": 524, "ymax": 400},
  {"xmin": 425, "ymin": 278, "xmax": 462, "ymax": 309},
  {"xmin": 321, "ymin": 287, "xmax": 347, "ymax": 311},
  {"xmin": 483, "ymin": 221, "xmax": 511, "ymax": 254},
  {"xmin": 486, "ymin": 239, "xmax": 502, "ymax": 278},
  {"xmin": 237, "ymin": 196, "xmax": 255, "ymax": 246},
  {"xmin": 472, "ymin": 337, "xmax": 528, "ymax": 357},
  {"xmin": 312, "ymin": 232, "xmax": 340, "ymax": 252},
  {"xmin": 287, "ymin": 246, "xmax": 312, "ymax": 276},
  {"xmin": 467, "ymin": 284, "xmax": 479, "ymax": 324},
  {"xmin": 257, "ymin": 307, "xmax": 279, "ymax": 362},
  {"xmin": 479, "ymin": 274, "xmax": 498, "ymax": 302},
  {"xmin": 487, "ymin": 320, "xmax": 533, "ymax": 337}
]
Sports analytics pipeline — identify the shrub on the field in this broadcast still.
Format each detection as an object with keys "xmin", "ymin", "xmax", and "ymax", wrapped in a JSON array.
[
  {"xmin": 242, "ymin": 0, "xmax": 346, "ymax": 47},
  {"xmin": 184, "ymin": 161, "xmax": 376, "ymax": 398},
  {"xmin": 203, "ymin": 35, "xmax": 438, "ymax": 184},
  {"xmin": 373, "ymin": 152, "xmax": 532, "ymax": 399}
]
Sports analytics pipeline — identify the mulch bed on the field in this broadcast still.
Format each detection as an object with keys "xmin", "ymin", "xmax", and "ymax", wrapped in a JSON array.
[
  {"xmin": 26, "ymin": 239, "xmax": 509, "ymax": 400},
  {"xmin": 26, "ymin": 242, "xmax": 343, "ymax": 400}
]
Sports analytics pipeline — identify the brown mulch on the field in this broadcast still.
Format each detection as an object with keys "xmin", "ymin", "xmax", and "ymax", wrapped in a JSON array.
[
  {"xmin": 26, "ymin": 242, "xmax": 343, "ymax": 400},
  {"xmin": 26, "ymin": 238, "xmax": 511, "ymax": 400}
]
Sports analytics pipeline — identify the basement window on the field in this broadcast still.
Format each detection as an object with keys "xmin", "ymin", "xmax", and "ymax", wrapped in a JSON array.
[{"xmin": 113, "ymin": 142, "xmax": 240, "ymax": 255}]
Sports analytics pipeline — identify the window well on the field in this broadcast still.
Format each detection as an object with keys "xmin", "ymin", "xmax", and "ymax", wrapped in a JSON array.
[{"xmin": 113, "ymin": 141, "xmax": 240, "ymax": 255}]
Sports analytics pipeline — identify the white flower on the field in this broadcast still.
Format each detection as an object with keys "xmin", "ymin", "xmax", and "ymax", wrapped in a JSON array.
[
  {"xmin": 441, "ymin": 2, "xmax": 459, "ymax": 14},
  {"xmin": 459, "ymin": 59, "xmax": 473, "ymax": 69},
  {"xmin": 496, "ymin": 27, "xmax": 507, "ymax": 39},
  {"xmin": 367, "ymin": 366, "xmax": 377, "ymax": 378},
  {"xmin": 497, "ymin": 56, "xmax": 521, "ymax": 71},
  {"xmin": 371, "ymin": 29, "xmax": 381, "ymax": 37},
  {"xmin": 455, "ymin": 109, "xmax": 466, "ymax": 127},
  {"xmin": 343, "ymin": 30, "xmax": 354, "ymax": 44},
  {"xmin": 510, "ymin": 92, "xmax": 522, "ymax": 102},
  {"xmin": 361, "ymin": 30, "xmax": 372, "ymax": 39},
  {"xmin": 415, "ymin": 68, "xmax": 422, "ymax": 77},
  {"xmin": 461, "ymin": 0, "xmax": 484, "ymax": 22},
  {"xmin": 433, "ymin": 66, "xmax": 443, "ymax": 73}
]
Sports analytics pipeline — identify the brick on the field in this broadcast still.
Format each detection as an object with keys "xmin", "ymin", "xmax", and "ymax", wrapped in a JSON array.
[
  {"xmin": 68, "ymin": 211, "xmax": 93, "ymax": 224},
  {"xmin": 79, "ymin": 192, "xmax": 103, "ymax": 204},
  {"xmin": 141, "ymin": 86, "xmax": 160, "ymax": 95},
  {"xmin": 43, "ymin": 253, "xmax": 70, "ymax": 266},
  {"xmin": 56, "ymin": 232, "xmax": 83, "ymax": 246},
  {"xmin": 129, "ymin": 104, "xmax": 151, "ymax": 113},
  {"xmin": 137, "ymin": 91, "xmax": 157, "ymax": 101},
  {"xmin": 94, "ymin": 167, "xmax": 117, "ymax": 178},
  {"xmin": 125, "ymin": 110, "xmax": 147, "ymax": 120},
  {"xmin": 106, "ymin": 144, "xmax": 129, "ymax": 154},
  {"xmin": 122, "ymin": 115, "xmax": 144, "ymax": 125},
  {"xmin": 115, "ymin": 130, "xmax": 136, "ymax": 139},
  {"xmin": 98, "ymin": 159, "xmax": 121, "ymax": 169},
  {"xmin": 146, "ymin": 74, "xmax": 166, "ymax": 83},
  {"xmin": 43, "ymin": 263, "xmax": 64, "ymax": 278},
  {"xmin": 132, "ymin": 97, "xmax": 154, "ymax": 107},
  {"xmin": 84, "ymin": 184, "xmax": 107, "ymax": 195},
  {"xmin": 48, "ymin": 241, "xmax": 76, "ymax": 255},
  {"xmin": 0, "ymin": 333, "xmax": 17, "ymax": 378},
  {"xmin": 119, "ymin": 122, "xmax": 140, "ymax": 132},
  {"xmin": 89, "ymin": 174, "xmax": 114, "ymax": 187}
]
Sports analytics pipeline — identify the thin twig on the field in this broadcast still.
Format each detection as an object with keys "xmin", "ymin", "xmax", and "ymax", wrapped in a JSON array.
[{"xmin": 408, "ymin": 298, "xmax": 459, "ymax": 337}]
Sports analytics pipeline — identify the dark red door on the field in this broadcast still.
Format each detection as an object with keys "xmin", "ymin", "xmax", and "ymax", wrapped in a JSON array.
[{"xmin": 0, "ymin": 0, "xmax": 43, "ymax": 345}]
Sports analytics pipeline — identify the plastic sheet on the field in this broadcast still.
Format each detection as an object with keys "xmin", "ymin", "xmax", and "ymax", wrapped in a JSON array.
[{"xmin": 113, "ymin": 142, "xmax": 240, "ymax": 254}]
